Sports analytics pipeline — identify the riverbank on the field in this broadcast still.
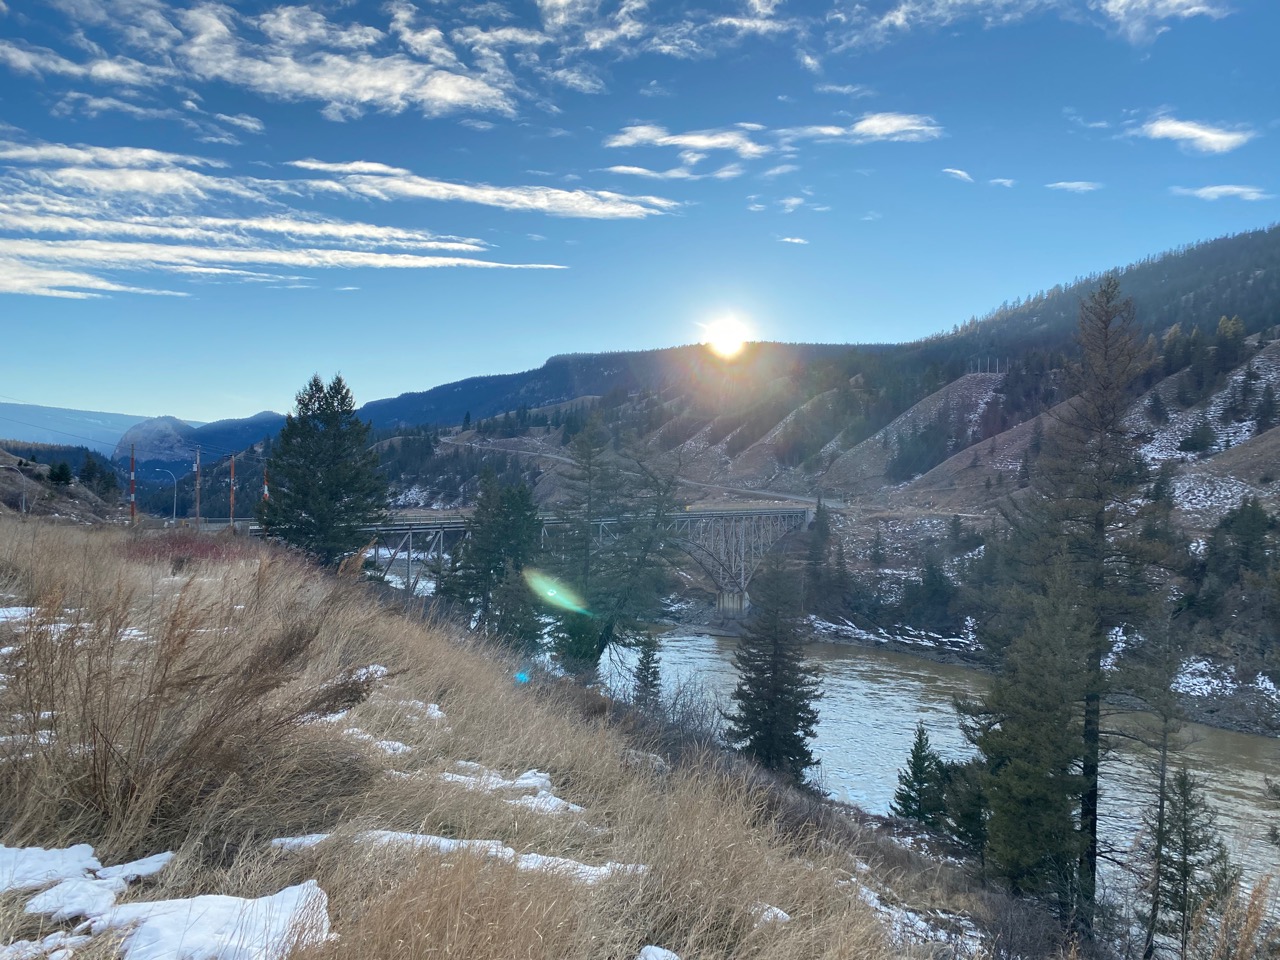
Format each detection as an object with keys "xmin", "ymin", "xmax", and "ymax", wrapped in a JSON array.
[{"xmin": 658, "ymin": 598, "xmax": 1280, "ymax": 739}]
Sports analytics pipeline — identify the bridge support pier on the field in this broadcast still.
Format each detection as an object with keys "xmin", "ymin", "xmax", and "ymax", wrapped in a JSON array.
[{"xmin": 716, "ymin": 590, "xmax": 750, "ymax": 619}]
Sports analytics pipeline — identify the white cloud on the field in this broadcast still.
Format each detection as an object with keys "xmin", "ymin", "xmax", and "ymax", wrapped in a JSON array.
[
  {"xmin": 1046, "ymin": 180, "xmax": 1103, "ymax": 192},
  {"xmin": 1139, "ymin": 116, "xmax": 1254, "ymax": 154},
  {"xmin": 1170, "ymin": 184, "xmax": 1272, "ymax": 201},
  {"xmin": 851, "ymin": 112, "xmax": 942, "ymax": 142},
  {"xmin": 335, "ymin": 169, "xmax": 679, "ymax": 218},
  {"xmin": 861, "ymin": 211, "xmax": 881, "ymax": 221},
  {"xmin": 174, "ymin": 5, "xmax": 514, "ymax": 120},
  {"xmin": 989, "ymin": 178, "xmax": 1016, "ymax": 187},
  {"xmin": 605, "ymin": 124, "xmax": 771, "ymax": 159},
  {"xmin": 762, "ymin": 164, "xmax": 799, "ymax": 177},
  {"xmin": 287, "ymin": 158, "xmax": 413, "ymax": 176},
  {"xmin": 777, "ymin": 236, "xmax": 808, "ymax": 244},
  {"xmin": 815, "ymin": 82, "xmax": 872, "ymax": 97},
  {"xmin": 780, "ymin": 196, "xmax": 804, "ymax": 213},
  {"xmin": 214, "ymin": 112, "xmax": 264, "ymax": 133},
  {"xmin": 0, "ymin": 39, "xmax": 167, "ymax": 86},
  {"xmin": 0, "ymin": 140, "xmax": 221, "ymax": 168},
  {"xmin": 780, "ymin": 112, "xmax": 943, "ymax": 145},
  {"xmin": 603, "ymin": 164, "xmax": 699, "ymax": 180},
  {"xmin": 255, "ymin": 7, "xmax": 383, "ymax": 49},
  {"xmin": 1092, "ymin": 0, "xmax": 1230, "ymax": 42},
  {"xmin": 796, "ymin": 50, "xmax": 821, "ymax": 72},
  {"xmin": 0, "ymin": 256, "xmax": 187, "ymax": 298},
  {"xmin": 942, "ymin": 167, "xmax": 973, "ymax": 182}
]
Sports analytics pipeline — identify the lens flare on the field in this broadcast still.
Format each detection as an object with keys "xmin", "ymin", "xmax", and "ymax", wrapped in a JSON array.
[
  {"xmin": 701, "ymin": 315, "xmax": 751, "ymax": 359},
  {"xmin": 523, "ymin": 569, "xmax": 590, "ymax": 615}
]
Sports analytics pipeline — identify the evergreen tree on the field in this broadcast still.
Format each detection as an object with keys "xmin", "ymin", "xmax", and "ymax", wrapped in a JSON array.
[
  {"xmin": 632, "ymin": 632, "xmax": 661, "ymax": 714},
  {"xmin": 1255, "ymin": 383, "xmax": 1276, "ymax": 435},
  {"xmin": 547, "ymin": 420, "xmax": 681, "ymax": 672},
  {"xmin": 724, "ymin": 558, "xmax": 822, "ymax": 785},
  {"xmin": 1143, "ymin": 768, "xmax": 1241, "ymax": 958},
  {"xmin": 960, "ymin": 574, "xmax": 1088, "ymax": 917},
  {"xmin": 891, "ymin": 721, "xmax": 947, "ymax": 828},
  {"xmin": 804, "ymin": 498, "xmax": 832, "ymax": 612},
  {"xmin": 448, "ymin": 472, "xmax": 542, "ymax": 645},
  {"xmin": 48, "ymin": 461, "xmax": 73, "ymax": 485},
  {"xmin": 974, "ymin": 275, "xmax": 1158, "ymax": 928},
  {"xmin": 258, "ymin": 374, "xmax": 386, "ymax": 565}
]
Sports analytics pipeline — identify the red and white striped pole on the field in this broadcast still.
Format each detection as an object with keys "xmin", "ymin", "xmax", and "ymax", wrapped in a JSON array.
[
  {"xmin": 129, "ymin": 444, "xmax": 136, "ymax": 524},
  {"xmin": 229, "ymin": 454, "xmax": 235, "ymax": 528}
]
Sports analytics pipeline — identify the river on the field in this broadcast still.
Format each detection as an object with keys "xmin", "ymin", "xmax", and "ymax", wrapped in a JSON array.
[{"xmin": 603, "ymin": 633, "xmax": 1280, "ymax": 886}]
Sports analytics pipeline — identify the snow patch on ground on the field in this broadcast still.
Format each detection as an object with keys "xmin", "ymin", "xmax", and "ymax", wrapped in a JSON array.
[
  {"xmin": 89, "ymin": 880, "xmax": 330, "ymax": 960},
  {"xmin": 856, "ymin": 885, "xmax": 984, "ymax": 955},
  {"xmin": 271, "ymin": 830, "xmax": 642, "ymax": 884},
  {"xmin": 440, "ymin": 762, "xmax": 584, "ymax": 815},
  {"xmin": 806, "ymin": 616, "xmax": 980, "ymax": 655},
  {"xmin": 1172, "ymin": 474, "xmax": 1254, "ymax": 520},
  {"xmin": 24, "ymin": 875, "xmax": 127, "ymax": 921},
  {"xmin": 1172, "ymin": 658, "xmax": 1239, "ymax": 698},
  {"xmin": 0, "ymin": 844, "xmax": 101, "ymax": 893},
  {"xmin": 343, "ymin": 728, "xmax": 412, "ymax": 755}
]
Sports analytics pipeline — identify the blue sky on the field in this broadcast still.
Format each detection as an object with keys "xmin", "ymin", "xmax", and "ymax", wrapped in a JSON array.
[{"xmin": 1, "ymin": 0, "xmax": 1276, "ymax": 423}]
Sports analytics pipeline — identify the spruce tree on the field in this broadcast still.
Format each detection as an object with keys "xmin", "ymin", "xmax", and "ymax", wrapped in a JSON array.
[
  {"xmin": 974, "ymin": 275, "xmax": 1159, "ymax": 928},
  {"xmin": 632, "ymin": 632, "xmax": 661, "ymax": 714},
  {"xmin": 891, "ymin": 721, "xmax": 946, "ymax": 828},
  {"xmin": 724, "ymin": 558, "xmax": 822, "ymax": 785},
  {"xmin": 1144, "ymin": 767, "xmax": 1241, "ymax": 958},
  {"xmin": 258, "ymin": 374, "xmax": 386, "ymax": 565},
  {"xmin": 960, "ymin": 572, "xmax": 1088, "ymax": 916}
]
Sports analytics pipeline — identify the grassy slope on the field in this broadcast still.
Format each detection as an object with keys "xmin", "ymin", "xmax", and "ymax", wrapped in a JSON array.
[{"xmin": 0, "ymin": 519, "xmax": 1017, "ymax": 960}]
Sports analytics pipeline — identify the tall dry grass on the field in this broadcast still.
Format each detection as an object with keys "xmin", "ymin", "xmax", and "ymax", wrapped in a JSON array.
[{"xmin": 0, "ymin": 517, "xmax": 1084, "ymax": 959}]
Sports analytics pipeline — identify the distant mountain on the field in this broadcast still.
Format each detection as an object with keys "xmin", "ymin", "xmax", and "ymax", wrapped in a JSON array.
[
  {"xmin": 114, "ymin": 410, "xmax": 285, "ymax": 468},
  {"xmin": 0, "ymin": 401, "xmax": 152, "ymax": 455},
  {"xmin": 360, "ymin": 342, "xmax": 854, "ymax": 429},
  {"xmin": 929, "ymin": 223, "xmax": 1280, "ymax": 357}
]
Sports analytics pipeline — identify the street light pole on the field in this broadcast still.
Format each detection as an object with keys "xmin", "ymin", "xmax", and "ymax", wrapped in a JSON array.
[
  {"xmin": 156, "ymin": 469, "xmax": 178, "ymax": 523},
  {"xmin": 0, "ymin": 464, "xmax": 29, "ymax": 514}
]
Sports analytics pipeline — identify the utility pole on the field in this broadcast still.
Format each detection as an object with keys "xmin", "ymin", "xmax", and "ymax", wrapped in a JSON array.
[
  {"xmin": 262, "ymin": 466, "xmax": 269, "ymax": 502},
  {"xmin": 229, "ymin": 454, "xmax": 235, "ymax": 530},
  {"xmin": 194, "ymin": 446, "xmax": 201, "ymax": 529},
  {"xmin": 129, "ymin": 444, "xmax": 136, "ymax": 525}
]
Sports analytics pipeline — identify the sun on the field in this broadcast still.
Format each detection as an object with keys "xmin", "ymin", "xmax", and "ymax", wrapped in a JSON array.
[{"xmin": 701, "ymin": 315, "xmax": 752, "ymax": 359}]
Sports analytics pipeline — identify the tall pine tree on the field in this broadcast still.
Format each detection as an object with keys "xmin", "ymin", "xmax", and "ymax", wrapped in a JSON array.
[
  {"xmin": 724, "ymin": 558, "xmax": 822, "ymax": 785},
  {"xmin": 972, "ymin": 276, "xmax": 1159, "ymax": 928},
  {"xmin": 259, "ymin": 374, "xmax": 386, "ymax": 565}
]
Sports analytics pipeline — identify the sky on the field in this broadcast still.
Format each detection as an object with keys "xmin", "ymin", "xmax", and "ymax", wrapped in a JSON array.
[{"xmin": 0, "ymin": 0, "xmax": 1277, "ymax": 423}]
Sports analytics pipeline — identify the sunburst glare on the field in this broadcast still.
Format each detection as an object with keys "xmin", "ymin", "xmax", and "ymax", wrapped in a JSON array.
[{"xmin": 700, "ymin": 315, "xmax": 752, "ymax": 359}]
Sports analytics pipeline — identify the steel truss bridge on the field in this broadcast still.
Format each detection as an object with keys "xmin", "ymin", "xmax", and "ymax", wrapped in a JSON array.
[{"xmin": 367, "ymin": 505, "xmax": 811, "ymax": 615}]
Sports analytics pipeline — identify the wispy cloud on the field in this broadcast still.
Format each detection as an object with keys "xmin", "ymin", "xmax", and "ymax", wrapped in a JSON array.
[
  {"xmin": 605, "ymin": 124, "xmax": 770, "ymax": 159},
  {"xmin": 0, "ymin": 136, "xmax": 668, "ymax": 298},
  {"xmin": 214, "ymin": 112, "xmax": 265, "ymax": 133},
  {"xmin": 777, "ymin": 236, "xmax": 808, "ymax": 244},
  {"xmin": 989, "ymin": 178, "xmax": 1016, "ymax": 187},
  {"xmin": 831, "ymin": 0, "xmax": 1228, "ymax": 48},
  {"xmin": 1093, "ymin": 0, "xmax": 1231, "ymax": 43},
  {"xmin": 1046, "ymin": 180, "xmax": 1103, "ymax": 192},
  {"xmin": 942, "ymin": 167, "xmax": 973, "ymax": 182},
  {"xmin": 1139, "ymin": 116, "xmax": 1255, "ymax": 154},
  {"xmin": 1170, "ymin": 184, "xmax": 1272, "ymax": 201},
  {"xmin": 762, "ymin": 164, "xmax": 799, "ymax": 178},
  {"xmin": 815, "ymin": 82, "xmax": 873, "ymax": 98},
  {"xmin": 780, "ymin": 112, "xmax": 943, "ymax": 145},
  {"xmin": 0, "ymin": 140, "xmax": 221, "ymax": 168}
]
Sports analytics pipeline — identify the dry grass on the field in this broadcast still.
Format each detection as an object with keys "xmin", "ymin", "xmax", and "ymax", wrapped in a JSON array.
[{"xmin": 0, "ymin": 517, "xmax": 1073, "ymax": 959}]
